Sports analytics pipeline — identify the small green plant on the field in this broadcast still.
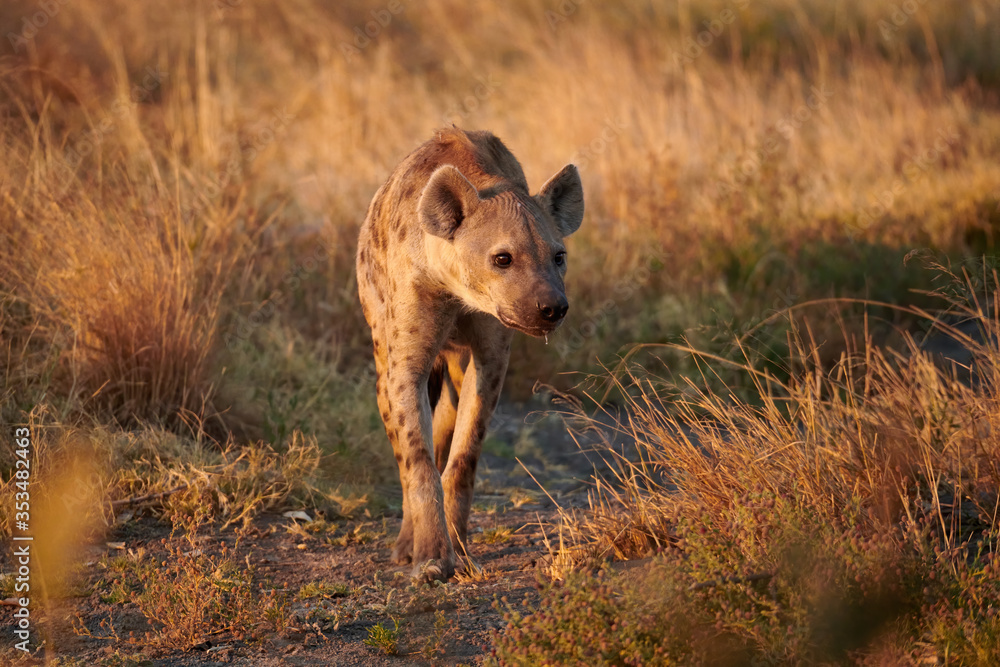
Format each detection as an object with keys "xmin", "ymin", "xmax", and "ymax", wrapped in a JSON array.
[
  {"xmin": 475, "ymin": 526, "xmax": 514, "ymax": 544},
  {"xmin": 364, "ymin": 618, "xmax": 401, "ymax": 656},
  {"xmin": 472, "ymin": 500, "xmax": 499, "ymax": 514},
  {"xmin": 297, "ymin": 581, "xmax": 352, "ymax": 600}
]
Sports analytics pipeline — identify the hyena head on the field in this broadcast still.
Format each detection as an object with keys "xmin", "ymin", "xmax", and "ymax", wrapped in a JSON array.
[{"xmin": 419, "ymin": 163, "xmax": 584, "ymax": 337}]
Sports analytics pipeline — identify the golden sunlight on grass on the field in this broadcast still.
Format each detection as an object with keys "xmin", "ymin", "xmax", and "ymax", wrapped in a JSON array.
[
  {"xmin": 496, "ymin": 270, "xmax": 1000, "ymax": 664},
  {"xmin": 2, "ymin": 0, "xmax": 1000, "ymax": 662},
  {"xmin": 3, "ymin": 0, "xmax": 1000, "ymax": 426}
]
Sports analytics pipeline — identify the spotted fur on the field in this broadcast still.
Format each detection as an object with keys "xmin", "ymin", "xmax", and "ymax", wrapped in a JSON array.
[{"xmin": 356, "ymin": 127, "xmax": 584, "ymax": 580}]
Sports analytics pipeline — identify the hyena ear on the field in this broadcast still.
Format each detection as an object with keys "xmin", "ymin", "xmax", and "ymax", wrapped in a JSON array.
[
  {"xmin": 538, "ymin": 164, "xmax": 584, "ymax": 237},
  {"xmin": 418, "ymin": 165, "xmax": 481, "ymax": 240}
]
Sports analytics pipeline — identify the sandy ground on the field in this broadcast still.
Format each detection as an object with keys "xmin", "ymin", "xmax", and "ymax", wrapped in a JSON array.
[{"xmin": 1, "ymin": 397, "xmax": 630, "ymax": 666}]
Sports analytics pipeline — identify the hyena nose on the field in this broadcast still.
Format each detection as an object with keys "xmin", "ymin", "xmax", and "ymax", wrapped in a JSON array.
[{"xmin": 538, "ymin": 298, "xmax": 569, "ymax": 322}]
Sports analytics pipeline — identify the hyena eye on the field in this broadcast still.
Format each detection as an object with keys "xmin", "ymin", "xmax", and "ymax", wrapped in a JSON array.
[
  {"xmin": 494, "ymin": 253, "xmax": 513, "ymax": 268},
  {"xmin": 554, "ymin": 251, "xmax": 566, "ymax": 266}
]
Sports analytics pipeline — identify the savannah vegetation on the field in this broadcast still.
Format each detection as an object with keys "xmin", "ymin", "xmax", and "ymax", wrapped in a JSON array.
[{"xmin": 2, "ymin": 0, "xmax": 1000, "ymax": 663}]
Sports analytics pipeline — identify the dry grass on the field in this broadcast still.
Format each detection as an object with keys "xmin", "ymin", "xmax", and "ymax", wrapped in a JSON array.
[
  {"xmin": 561, "ymin": 266, "xmax": 1000, "ymax": 564},
  {"xmin": 93, "ymin": 515, "xmax": 291, "ymax": 649},
  {"xmin": 0, "ymin": 410, "xmax": 327, "ymax": 540},
  {"xmin": 3, "ymin": 0, "xmax": 1000, "ymax": 424},
  {"xmin": 497, "ymin": 267, "xmax": 1000, "ymax": 663},
  {"xmin": 1, "ymin": 0, "xmax": 999, "ymax": 661}
]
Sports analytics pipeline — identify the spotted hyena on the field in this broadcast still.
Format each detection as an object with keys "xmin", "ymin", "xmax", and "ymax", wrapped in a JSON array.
[{"xmin": 356, "ymin": 127, "xmax": 584, "ymax": 580}]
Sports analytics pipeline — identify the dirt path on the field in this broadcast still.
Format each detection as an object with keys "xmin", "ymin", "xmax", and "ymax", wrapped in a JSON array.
[{"xmin": 2, "ymin": 398, "xmax": 626, "ymax": 666}]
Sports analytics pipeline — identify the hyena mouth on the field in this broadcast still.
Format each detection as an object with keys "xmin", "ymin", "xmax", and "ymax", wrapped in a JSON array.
[{"xmin": 497, "ymin": 311, "xmax": 562, "ymax": 338}]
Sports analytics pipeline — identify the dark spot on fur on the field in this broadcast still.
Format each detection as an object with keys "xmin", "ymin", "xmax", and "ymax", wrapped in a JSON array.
[
  {"xmin": 397, "ymin": 225, "xmax": 407, "ymax": 241},
  {"xmin": 392, "ymin": 327, "xmax": 399, "ymax": 338},
  {"xmin": 409, "ymin": 326, "xmax": 418, "ymax": 335},
  {"xmin": 399, "ymin": 414, "xmax": 407, "ymax": 428},
  {"xmin": 450, "ymin": 452, "xmax": 479, "ymax": 485},
  {"xmin": 407, "ymin": 428, "xmax": 419, "ymax": 441},
  {"xmin": 404, "ymin": 449, "xmax": 433, "ymax": 471}
]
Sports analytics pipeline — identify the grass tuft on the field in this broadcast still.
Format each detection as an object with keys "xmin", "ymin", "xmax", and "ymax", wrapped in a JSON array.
[{"xmin": 364, "ymin": 618, "xmax": 401, "ymax": 656}]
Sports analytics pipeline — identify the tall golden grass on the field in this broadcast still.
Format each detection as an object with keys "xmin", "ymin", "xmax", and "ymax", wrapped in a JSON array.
[
  {"xmin": 3, "ymin": 0, "xmax": 1000, "ymax": 428},
  {"xmin": 562, "ymin": 278, "xmax": 1000, "ymax": 564},
  {"xmin": 494, "ymin": 268, "xmax": 1000, "ymax": 663}
]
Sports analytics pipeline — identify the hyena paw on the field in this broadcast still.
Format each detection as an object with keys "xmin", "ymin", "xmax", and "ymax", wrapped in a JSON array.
[
  {"xmin": 391, "ymin": 534, "xmax": 413, "ymax": 565},
  {"xmin": 409, "ymin": 532, "xmax": 456, "ymax": 582},
  {"xmin": 411, "ymin": 558, "xmax": 455, "ymax": 583}
]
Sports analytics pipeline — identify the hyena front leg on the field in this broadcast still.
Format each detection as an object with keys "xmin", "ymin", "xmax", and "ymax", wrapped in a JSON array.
[
  {"xmin": 380, "ymin": 361, "xmax": 457, "ymax": 579},
  {"xmin": 441, "ymin": 324, "xmax": 511, "ymax": 550},
  {"xmin": 375, "ymin": 367, "xmax": 415, "ymax": 565},
  {"xmin": 379, "ymin": 308, "xmax": 458, "ymax": 581}
]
